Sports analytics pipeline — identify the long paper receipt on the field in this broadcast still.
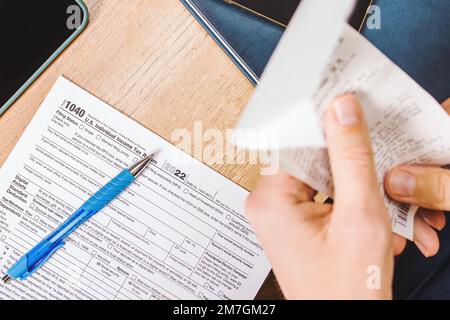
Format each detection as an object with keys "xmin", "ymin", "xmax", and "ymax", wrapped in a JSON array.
[
  {"xmin": 0, "ymin": 77, "xmax": 270, "ymax": 300},
  {"xmin": 236, "ymin": 15, "xmax": 450, "ymax": 240},
  {"xmin": 280, "ymin": 25, "xmax": 450, "ymax": 240}
]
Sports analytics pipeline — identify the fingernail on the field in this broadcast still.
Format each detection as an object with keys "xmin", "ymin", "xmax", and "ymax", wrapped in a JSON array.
[
  {"xmin": 422, "ymin": 217, "xmax": 444, "ymax": 231},
  {"xmin": 415, "ymin": 241, "xmax": 429, "ymax": 258},
  {"xmin": 334, "ymin": 96, "xmax": 361, "ymax": 126},
  {"xmin": 389, "ymin": 171, "xmax": 416, "ymax": 197}
]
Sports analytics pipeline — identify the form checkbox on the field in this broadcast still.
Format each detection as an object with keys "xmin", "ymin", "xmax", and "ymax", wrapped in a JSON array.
[
  {"xmin": 30, "ymin": 203, "xmax": 35, "ymax": 209},
  {"xmin": 92, "ymin": 250, "xmax": 97, "ymax": 256},
  {"xmin": 198, "ymin": 292, "xmax": 204, "ymax": 298},
  {"xmin": 1, "ymin": 235, "xmax": 6, "ymax": 241},
  {"xmin": 204, "ymin": 282, "xmax": 208, "ymax": 288},
  {"xmin": 79, "ymin": 124, "xmax": 84, "ymax": 130},
  {"xmin": 96, "ymin": 134, "xmax": 101, "ymax": 140},
  {"xmin": 34, "ymin": 215, "xmax": 39, "ymax": 221},
  {"xmin": 218, "ymin": 291, "xmax": 223, "ymax": 297},
  {"xmin": 183, "ymin": 188, "xmax": 189, "ymax": 194},
  {"xmin": 226, "ymin": 214, "xmax": 231, "ymax": 220},
  {"xmin": 132, "ymin": 157, "xmax": 138, "ymax": 163},
  {"xmin": 107, "ymin": 243, "xmax": 113, "ymax": 249},
  {"xmin": 131, "ymin": 275, "xmax": 137, "ymax": 281}
]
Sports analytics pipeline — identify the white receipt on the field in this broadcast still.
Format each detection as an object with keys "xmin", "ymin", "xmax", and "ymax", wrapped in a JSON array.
[
  {"xmin": 235, "ymin": 0, "xmax": 450, "ymax": 240},
  {"xmin": 279, "ymin": 25, "xmax": 450, "ymax": 240},
  {"xmin": 0, "ymin": 77, "xmax": 270, "ymax": 300}
]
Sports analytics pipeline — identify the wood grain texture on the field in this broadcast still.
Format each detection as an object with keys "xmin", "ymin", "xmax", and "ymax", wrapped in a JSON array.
[{"xmin": 0, "ymin": 0, "xmax": 282, "ymax": 299}]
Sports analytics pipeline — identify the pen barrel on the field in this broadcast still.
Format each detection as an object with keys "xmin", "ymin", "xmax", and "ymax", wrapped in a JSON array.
[
  {"xmin": 57, "ymin": 170, "xmax": 134, "ymax": 238},
  {"xmin": 82, "ymin": 170, "xmax": 135, "ymax": 213}
]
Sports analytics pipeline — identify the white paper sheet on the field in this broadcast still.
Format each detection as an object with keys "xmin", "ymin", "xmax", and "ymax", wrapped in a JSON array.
[
  {"xmin": 234, "ymin": 0, "xmax": 450, "ymax": 240},
  {"xmin": 0, "ymin": 77, "xmax": 271, "ymax": 300}
]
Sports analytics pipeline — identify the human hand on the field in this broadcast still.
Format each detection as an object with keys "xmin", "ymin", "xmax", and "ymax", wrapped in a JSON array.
[
  {"xmin": 385, "ymin": 98, "xmax": 450, "ymax": 258},
  {"xmin": 246, "ymin": 95, "xmax": 394, "ymax": 299}
]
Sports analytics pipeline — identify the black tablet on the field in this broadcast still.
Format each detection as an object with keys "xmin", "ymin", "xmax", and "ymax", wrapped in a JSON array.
[{"xmin": 0, "ymin": 0, "xmax": 89, "ymax": 115}]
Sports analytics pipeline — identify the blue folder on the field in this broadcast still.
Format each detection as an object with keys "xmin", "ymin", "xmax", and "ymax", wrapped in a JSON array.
[
  {"xmin": 180, "ymin": 0, "xmax": 450, "ymax": 299},
  {"xmin": 180, "ymin": 0, "xmax": 283, "ymax": 85}
]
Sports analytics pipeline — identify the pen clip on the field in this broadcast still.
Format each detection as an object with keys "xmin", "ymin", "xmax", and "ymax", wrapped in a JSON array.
[{"xmin": 23, "ymin": 241, "xmax": 65, "ymax": 280}]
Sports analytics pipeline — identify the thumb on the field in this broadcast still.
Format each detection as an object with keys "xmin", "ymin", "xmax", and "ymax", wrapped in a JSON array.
[
  {"xmin": 385, "ymin": 166, "xmax": 450, "ymax": 211},
  {"xmin": 325, "ymin": 95, "xmax": 381, "ymax": 212}
]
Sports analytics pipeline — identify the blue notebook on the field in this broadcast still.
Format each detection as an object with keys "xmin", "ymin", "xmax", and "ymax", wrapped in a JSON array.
[
  {"xmin": 180, "ymin": 0, "xmax": 450, "ymax": 299},
  {"xmin": 180, "ymin": 0, "xmax": 283, "ymax": 85}
]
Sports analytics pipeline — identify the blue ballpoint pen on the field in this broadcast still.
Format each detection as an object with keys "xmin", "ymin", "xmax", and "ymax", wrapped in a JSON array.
[{"xmin": 1, "ymin": 155, "xmax": 153, "ymax": 284}]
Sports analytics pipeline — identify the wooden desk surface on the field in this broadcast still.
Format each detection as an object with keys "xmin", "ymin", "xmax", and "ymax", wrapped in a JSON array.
[{"xmin": 0, "ymin": 0, "xmax": 282, "ymax": 299}]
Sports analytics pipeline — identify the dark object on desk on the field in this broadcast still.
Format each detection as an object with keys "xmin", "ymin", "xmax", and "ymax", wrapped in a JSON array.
[
  {"xmin": 181, "ymin": 0, "xmax": 283, "ymax": 85},
  {"xmin": 224, "ymin": 0, "xmax": 301, "ymax": 27},
  {"xmin": 225, "ymin": 0, "xmax": 372, "ymax": 29},
  {"xmin": 0, "ymin": 0, "xmax": 89, "ymax": 115},
  {"xmin": 180, "ymin": 0, "xmax": 371, "ymax": 85}
]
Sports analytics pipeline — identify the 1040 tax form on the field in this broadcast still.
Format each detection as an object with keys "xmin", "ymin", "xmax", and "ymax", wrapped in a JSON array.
[{"xmin": 0, "ymin": 77, "xmax": 271, "ymax": 300}]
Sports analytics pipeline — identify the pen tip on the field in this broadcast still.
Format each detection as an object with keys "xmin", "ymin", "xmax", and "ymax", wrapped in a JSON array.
[
  {"xmin": 2, "ymin": 275, "xmax": 12, "ymax": 284},
  {"xmin": 129, "ymin": 154, "xmax": 154, "ymax": 177}
]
